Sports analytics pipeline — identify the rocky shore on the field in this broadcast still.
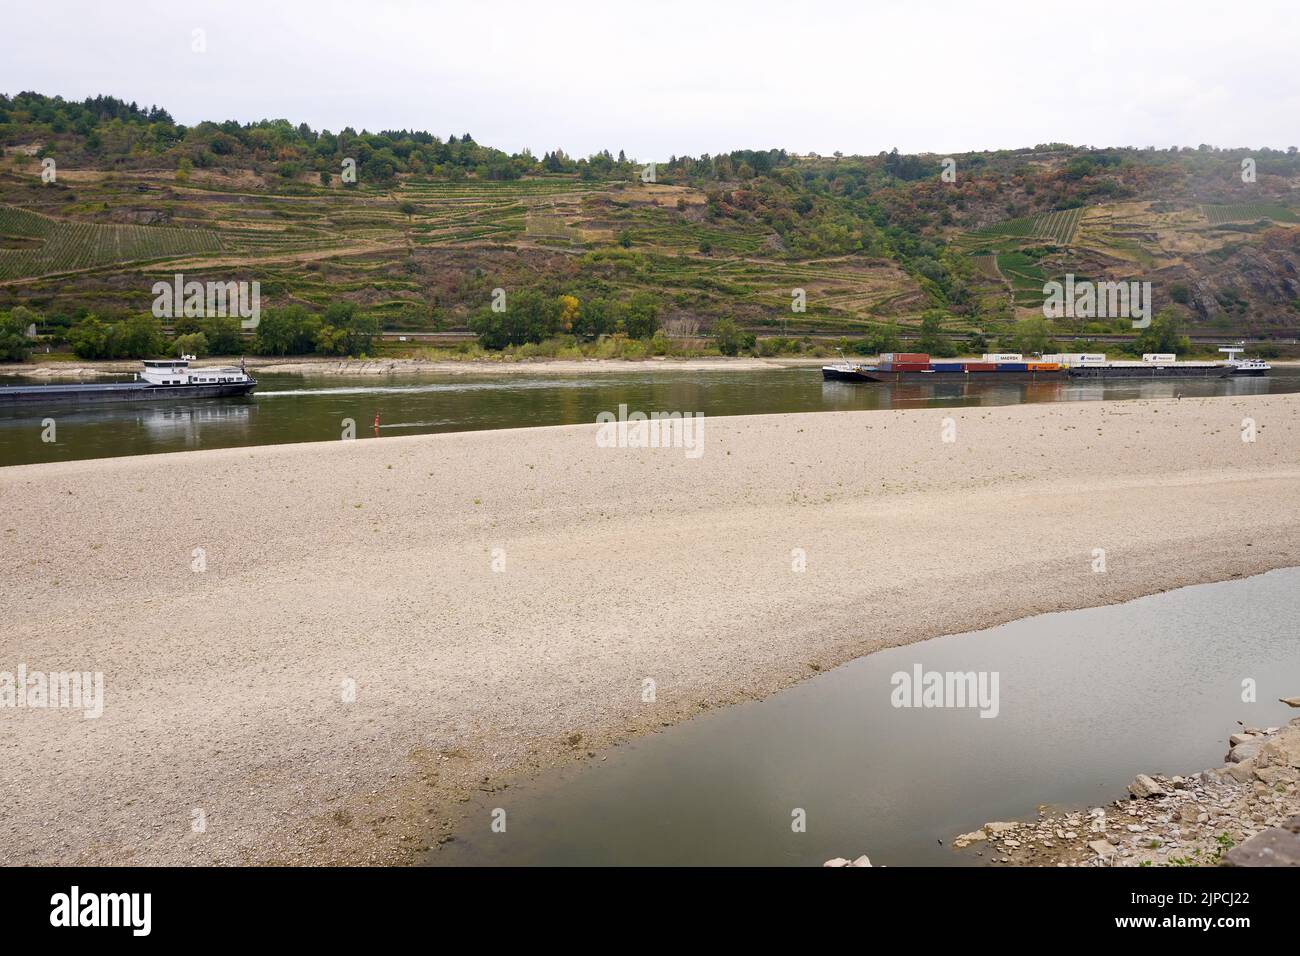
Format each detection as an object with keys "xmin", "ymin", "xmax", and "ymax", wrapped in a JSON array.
[{"xmin": 954, "ymin": 713, "xmax": 1300, "ymax": 866}]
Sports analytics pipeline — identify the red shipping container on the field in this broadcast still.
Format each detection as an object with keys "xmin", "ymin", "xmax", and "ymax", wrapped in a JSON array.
[
  {"xmin": 879, "ymin": 352, "xmax": 929, "ymax": 363},
  {"xmin": 963, "ymin": 362, "xmax": 996, "ymax": 371}
]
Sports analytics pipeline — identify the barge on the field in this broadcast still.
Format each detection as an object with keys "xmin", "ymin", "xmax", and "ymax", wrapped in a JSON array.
[
  {"xmin": 0, "ymin": 358, "xmax": 257, "ymax": 406},
  {"xmin": 822, "ymin": 348, "xmax": 1270, "ymax": 384}
]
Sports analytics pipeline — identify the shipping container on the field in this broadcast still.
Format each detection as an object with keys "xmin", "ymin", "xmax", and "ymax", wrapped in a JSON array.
[
  {"xmin": 1043, "ymin": 353, "xmax": 1106, "ymax": 365},
  {"xmin": 931, "ymin": 363, "xmax": 965, "ymax": 372},
  {"xmin": 995, "ymin": 363, "xmax": 1029, "ymax": 372},
  {"xmin": 1142, "ymin": 353, "xmax": 1176, "ymax": 363},
  {"xmin": 1027, "ymin": 362, "xmax": 1061, "ymax": 371},
  {"xmin": 962, "ymin": 362, "xmax": 997, "ymax": 372},
  {"xmin": 890, "ymin": 363, "xmax": 932, "ymax": 372},
  {"xmin": 879, "ymin": 353, "xmax": 929, "ymax": 363},
  {"xmin": 983, "ymin": 352, "xmax": 1023, "ymax": 362}
]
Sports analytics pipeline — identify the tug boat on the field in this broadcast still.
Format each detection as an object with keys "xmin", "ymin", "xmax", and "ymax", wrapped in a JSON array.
[{"xmin": 0, "ymin": 357, "xmax": 258, "ymax": 406}]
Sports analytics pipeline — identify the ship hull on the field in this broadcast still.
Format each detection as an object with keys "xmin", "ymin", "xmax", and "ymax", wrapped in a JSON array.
[
  {"xmin": 856, "ymin": 369, "xmax": 1068, "ymax": 383},
  {"xmin": 0, "ymin": 380, "xmax": 257, "ymax": 406}
]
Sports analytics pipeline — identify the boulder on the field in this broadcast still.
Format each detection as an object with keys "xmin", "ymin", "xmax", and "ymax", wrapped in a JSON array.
[
  {"xmin": 1128, "ymin": 774, "xmax": 1166, "ymax": 798},
  {"xmin": 1279, "ymin": 697, "xmax": 1300, "ymax": 708},
  {"xmin": 1089, "ymin": 839, "xmax": 1117, "ymax": 859},
  {"xmin": 822, "ymin": 857, "xmax": 850, "ymax": 867},
  {"xmin": 1227, "ymin": 738, "xmax": 1265, "ymax": 763},
  {"xmin": 953, "ymin": 829, "xmax": 987, "ymax": 849},
  {"xmin": 850, "ymin": 855, "xmax": 872, "ymax": 868},
  {"xmin": 1221, "ymin": 824, "xmax": 1300, "ymax": 867}
]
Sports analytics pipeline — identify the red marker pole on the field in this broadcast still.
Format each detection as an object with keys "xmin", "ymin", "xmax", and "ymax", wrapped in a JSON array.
[{"xmin": 373, "ymin": 412, "xmax": 380, "ymax": 432}]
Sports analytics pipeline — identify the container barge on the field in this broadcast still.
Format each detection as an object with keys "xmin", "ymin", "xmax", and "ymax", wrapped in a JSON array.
[
  {"xmin": 0, "ymin": 358, "xmax": 257, "ymax": 406},
  {"xmin": 822, "ymin": 348, "xmax": 1270, "ymax": 384}
]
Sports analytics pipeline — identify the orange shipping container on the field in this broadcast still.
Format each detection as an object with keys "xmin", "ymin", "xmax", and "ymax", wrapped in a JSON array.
[{"xmin": 1027, "ymin": 362, "xmax": 1060, "ymax": 371}]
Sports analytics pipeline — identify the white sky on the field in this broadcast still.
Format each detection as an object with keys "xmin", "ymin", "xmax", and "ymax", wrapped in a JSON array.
[{"xmin": 3, "ymin": 0, "xmax": 1298, "ymax": 160}]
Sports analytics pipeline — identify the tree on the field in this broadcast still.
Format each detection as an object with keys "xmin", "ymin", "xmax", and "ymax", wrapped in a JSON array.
[
  {"xmin": 469, "ymin": 291, "xmax": 560, "ymax": 349},
  {"xmin": 118, "ymin": 314, "xmax": 166, "ymax": 357},
  {"xmin": 917, "ymin": 310, "xmax": 957, "ymax": 357},
  {"xmin": 1131, "ymin": 307, "xmax": 1190, "ymax": 355},
  {"xmin": 623, "ymin": 293, "xmax": 659, "ymax": 339},
  {"xmin": 557, "ymin": 295, "xmax": 580, "ymax": 333},
  {"xmin": 1011, "ymin": 316, "xmax": 1055, "ymax": 355},
  {"xmin": 201, "ymin": 316, "xmax": 243, "ymax": 355},
  {"xmin": 174, "ymin": 332, "xmax": 208, "ymax": 357},
  {"xmin": 253, "ymin": 305, "xmax": 319, "ymax": 355},
  {"xmin": 68, "ymin": 316, "xmax": 112, "ymax": 359},
  {"xmin": 0, "ymin": 309, "xmax": 34, "ymax": 361},
  {"xmin": 713, "ymin": 318, "xmax": 744, "ymax": 356}
]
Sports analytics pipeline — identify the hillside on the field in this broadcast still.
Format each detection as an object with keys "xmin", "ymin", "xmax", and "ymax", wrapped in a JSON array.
[{"xmin": 2, "ymin": 91, "xmax": 1299, "ymax": 358}]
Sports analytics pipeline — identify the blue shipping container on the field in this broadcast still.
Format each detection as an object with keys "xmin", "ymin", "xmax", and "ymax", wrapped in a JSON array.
[
  {"xmin": 996, "ymin": 363, "xmax": 1029, "ymax": 371},
  {"xmin": 931, "ymin": 363, "xmax": 965, "ymax": 372}
]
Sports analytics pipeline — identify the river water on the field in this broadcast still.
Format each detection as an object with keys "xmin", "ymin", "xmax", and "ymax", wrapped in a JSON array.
[
  {"xmin": 2, "ymin": 365, "xmax": 1297, "ymax": 467},
  {"xmin": 428, "ymin": 569, "xmax": 1300, "ymax": 867}
]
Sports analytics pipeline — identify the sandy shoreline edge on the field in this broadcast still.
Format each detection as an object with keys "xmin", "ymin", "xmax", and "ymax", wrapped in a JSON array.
[{"xmin": 3, "ymin": 394, "xmax": 1299, "ymax": 865}]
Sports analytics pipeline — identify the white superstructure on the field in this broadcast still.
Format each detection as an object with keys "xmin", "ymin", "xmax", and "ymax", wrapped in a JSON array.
[{"xmin": 138, "ymin": 358, "xmax": 254, "ymax": 387}]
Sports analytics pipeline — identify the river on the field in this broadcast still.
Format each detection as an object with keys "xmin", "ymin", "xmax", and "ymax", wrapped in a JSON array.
[{"xmin": 2, "ymin": 365, "xmax": 1297, "ymax": 466}]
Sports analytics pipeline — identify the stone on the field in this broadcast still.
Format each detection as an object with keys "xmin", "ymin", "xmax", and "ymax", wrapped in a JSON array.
[
  {"xmin": 822, "ymin": 857, "xmax": 850, "ymax": 867},
  {"xmin": 953, "ymin": 829, "xmax": 987, "ymax": 848},
  {"xmin": 1129, "ymin": 774, "xmax": 1166, "ymax": 798},
  {"xmin": 1228, "ymin": 738, "xmax": 1265, "ymax": 763},
  {"xmin": 1089, "ymin": 839, "xmax": 1117, "ymax": 859},
  {"xmin": 1226, "ymin": 760, "xmax": 1257, "ymax": 784},
  {"xmin": 1230, "ymin": 732, "xmax": 1256, "ymax": 746},
  {"xmin": 1221, "ymin": 826, "xmax": 1300, "ymax": 867},
  {"xmin": 1279, "ymin": 697, "xmax": 1300, "ymax": 708},
  {"xmin": 850, "ymin": 854, "xmax": 872, "ymax": 867}
]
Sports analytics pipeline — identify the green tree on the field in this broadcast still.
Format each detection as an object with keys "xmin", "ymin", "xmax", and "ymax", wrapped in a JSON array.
[
  {"xmin": 68, "ymin": 316, "xmax": 112, "ymax": 359},
  {"xmin": 0, "ymin": 309, "xmax": 34, "ymax": 361},
  {"xmin": 174, "ymin": 332, "xmax": 208, "ymax": 357},
  {"xmin": 117, "ymin": 314, "xmax": 166, "ymax": 357},
  {"xmin": 468, "ymin": 291, "xmax": 560, "ymax": 349},
  {"xmin": 201, "ymin": 316, "xmax": 243, "ymax": 355},
  {"xmin": 254, "ymin": 305, "xmax": 319, "ymax": 355},
  {"xmin": 623, "ymin": 292, "xmax": 660, "ymax": 339},
  {"xmin": 713, "ymin": 318, "xmax": 744, "ymax": 356},
  {"xmin": 1011, "ymin": 316, "xmax": 1055, "ymax": 355},
  {"xmin": 917, "ymin": 310, "xmax": 956, "ymax": 357},
  {"xmin": 1132, "ymin": 306, "xmax": 1191, "ymax": 355}
]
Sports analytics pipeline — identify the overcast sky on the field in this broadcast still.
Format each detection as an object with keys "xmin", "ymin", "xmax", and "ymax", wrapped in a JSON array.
[{"xmin": 4, "ymin": 0, "xmax": 1298, "ymax": 160}]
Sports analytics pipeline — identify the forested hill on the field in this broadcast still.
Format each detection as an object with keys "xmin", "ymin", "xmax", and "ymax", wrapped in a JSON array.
[{"xmin": 2, "ymin": 90, "xmax": 1299, "ymax": 361}]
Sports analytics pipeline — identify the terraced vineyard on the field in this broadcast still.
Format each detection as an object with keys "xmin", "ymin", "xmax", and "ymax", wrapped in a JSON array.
[
  {"xmin": 962, "ymin": 207, "xmax": 1085, "ymax": 247},
  {"xmin": 1202, "ymin": 202, "xmax": 1299, "ymax": 225},
  {"xmin": 0, "ymin": 204, "xmax": 224, "ymax": 280}
]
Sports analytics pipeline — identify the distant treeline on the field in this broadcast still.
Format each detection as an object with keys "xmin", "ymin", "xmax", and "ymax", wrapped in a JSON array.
[{"xmin": 6, "ymin": 303, "xmax": 380, "ymax": 360}]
